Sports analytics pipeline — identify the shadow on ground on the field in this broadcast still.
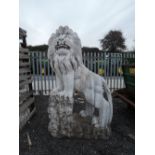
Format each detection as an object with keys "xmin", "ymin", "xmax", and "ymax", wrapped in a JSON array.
[{"xmin": 19, "ymin": 95, "xmax": 135, "ymax": 155}]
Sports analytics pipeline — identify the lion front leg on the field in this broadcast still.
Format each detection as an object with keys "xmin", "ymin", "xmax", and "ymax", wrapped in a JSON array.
[
  {"xmin": 61, "ymin": 71, "xmax": 74, "ymax": 99},
  {"xmin": 50, "ymin": 74, "xmax": 64, "ymax": 95}
]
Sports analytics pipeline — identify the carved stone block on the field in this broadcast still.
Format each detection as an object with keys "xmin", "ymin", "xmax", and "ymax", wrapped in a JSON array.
[{"xmin": 48, "ymin": 94, "xmax": 111, "ymax": 139}]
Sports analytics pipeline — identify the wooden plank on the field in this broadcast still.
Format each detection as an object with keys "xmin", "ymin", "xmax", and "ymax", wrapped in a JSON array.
[
  {"xmin": 19, "ymin": 53, "xmax": 29, "ymax": 59},
  {"xmin": 19, "ymin": 62, "xmax": 30, "ymax": 67},
  {"xmin": 19, "ymin": 107, "xmax": 36, "ymax": 130},
  {"xmin": 19, "ymin": 91, "xmax": 33, "ymax": 105},
  {"xmin": 19, "ymin": 68, "xmax": 30, "ymax": 74},
  {"xmin": 19, "ymin": 75, "xmax": 31, "ymax": 82},
  {"xmin": 19, "ymin": 48, "xmax": 29, "ymax": 53},
  {"xmin": 19, "ymin": 97, "xmax": 35, "ymax": 113},
  {"xmin": 19, "ymin": 79, "xmax": 32, "ymax": 88}
]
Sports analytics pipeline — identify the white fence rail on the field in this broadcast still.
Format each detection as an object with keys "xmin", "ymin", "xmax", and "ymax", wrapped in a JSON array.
[{"xmin": 30, "ymin": 51, "xmax": 135, "ymax": 95}]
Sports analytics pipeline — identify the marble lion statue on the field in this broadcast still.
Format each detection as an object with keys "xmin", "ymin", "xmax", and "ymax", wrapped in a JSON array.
[{"xmin": 48, "ymin": 26, "xmax": 113, "ymax": 128}]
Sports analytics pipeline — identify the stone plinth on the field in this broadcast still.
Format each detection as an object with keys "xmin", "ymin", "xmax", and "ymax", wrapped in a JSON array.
[{"xmin": 48, "ymin": 94, "xmax": 111, "ymax": 139}]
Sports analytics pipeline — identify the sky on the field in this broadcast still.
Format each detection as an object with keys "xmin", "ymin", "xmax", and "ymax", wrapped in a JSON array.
[{"xmin": 19, "ymin": 0, "xmax": 135, "ymax": 50}]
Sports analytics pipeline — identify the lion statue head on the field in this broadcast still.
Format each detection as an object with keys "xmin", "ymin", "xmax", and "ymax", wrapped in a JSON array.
[{"xmin": 48, "ymin": 26, "xmax": 83, "ymax": 73}]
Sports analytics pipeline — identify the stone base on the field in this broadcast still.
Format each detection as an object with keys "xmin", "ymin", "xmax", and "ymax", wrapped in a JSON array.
[{"xmin": 48, "ymin": 94, "xmax": 111, "ymax": 139}]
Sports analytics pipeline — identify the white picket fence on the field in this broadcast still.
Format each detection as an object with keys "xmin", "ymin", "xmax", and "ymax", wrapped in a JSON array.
[{"xmin": 30, "ymin": 51, "xmax": 135, "ymax": 95}]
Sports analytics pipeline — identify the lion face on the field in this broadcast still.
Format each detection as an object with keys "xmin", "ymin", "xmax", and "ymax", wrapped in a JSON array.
[{"xmin": 48, "ymin": 26, "xmax": 83, "ymax": 67}]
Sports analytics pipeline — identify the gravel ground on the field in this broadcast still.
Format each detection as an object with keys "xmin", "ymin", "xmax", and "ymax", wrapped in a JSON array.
[{"xmin": 19, "ymin": 95, "xmax": 135, "ymax": 155}]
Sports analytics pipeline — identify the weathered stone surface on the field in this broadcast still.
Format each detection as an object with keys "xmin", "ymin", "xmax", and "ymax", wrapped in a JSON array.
[
  {"xmin": 47, "ymin": 26, "xmax": 113, "ymax": 129},
  {"xmin": 48, "ymin": 94, "xmax": 111, "ymax": 139},
  {"xmin": 47, "ymin": 26, "xmax": 113, "ymax": 138}
]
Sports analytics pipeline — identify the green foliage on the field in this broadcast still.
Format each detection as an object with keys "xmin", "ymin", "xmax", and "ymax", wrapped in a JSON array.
[{"xmin": 100, "ymin": 30, "xmax": 126, "ymax": 52}]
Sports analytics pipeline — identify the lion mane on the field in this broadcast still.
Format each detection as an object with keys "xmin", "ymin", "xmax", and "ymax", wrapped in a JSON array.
[{"xmin": 48, "ymin": 26, "xmax": 83, "ymax": 74}]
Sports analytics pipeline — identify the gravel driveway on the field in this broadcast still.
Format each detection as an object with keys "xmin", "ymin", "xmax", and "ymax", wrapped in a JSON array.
[{"xmin": 19, "ymin": 95, "xmax": 135, "ymax": 155}]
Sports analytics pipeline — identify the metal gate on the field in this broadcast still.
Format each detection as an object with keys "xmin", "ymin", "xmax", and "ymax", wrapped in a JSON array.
[{"xmin": 30, "ymin": 51, "xmax": 135, "ymax": 95}]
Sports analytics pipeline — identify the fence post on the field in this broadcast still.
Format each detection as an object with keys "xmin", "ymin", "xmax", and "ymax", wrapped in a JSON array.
[
  {"xmin": 110, "ymin": 53, "xmax": 113, "ymax": 91},
  {"xmin": 43, "ymin": 52, "xmax": 46, "ymax": 95},
  {"xmin": 36, "ymin": 52, "xmax": 39, "ymax": 95},
  {"xmin": 47, "ymin": 56, "xmax": 50, "ymax": 95},
  {"xmin": 39, "ymin": 52, "xmax": 43, "ymax": 95}
]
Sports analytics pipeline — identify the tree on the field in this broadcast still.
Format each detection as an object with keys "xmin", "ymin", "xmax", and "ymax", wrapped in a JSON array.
[{"xmin": 100, "ymin": 30, "xmax": 126, "ymax": 52}]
